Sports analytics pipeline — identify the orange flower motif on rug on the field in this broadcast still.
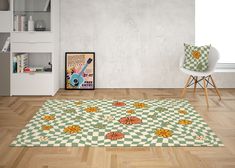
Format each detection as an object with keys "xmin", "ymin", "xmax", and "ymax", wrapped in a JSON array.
[
  {"xmin": 155, "ymin": 128, "xmax": 173, "ymax": 138},
  {"xmin": 112, "ymin": 101, "xmax": 126, "ymax": 107},
  {"xmin": 84, "ymin": 107, "xmax": 99, "ymax": 113},
  {"xmin": 42, "ymin": 125, "xmax": 53, "ymax": 131},
  {"xmin": 192, "ymin": 50, "xmax": 201, "ymax": 59},
  {"xmin": 178, "ymin": 119, "xmax": 192, "ymax": 125},
  {"xmin": 127, "ymin": 109, "xmax": 135, "ymax": 114},
  {"xmin": 64, "ymin": 125, "xmax": 81, "ymax": 134},
  {"xmin": 178, "ymin": 108, "xmax": 188, "ymax": 115},
  {"xmin": 105, "ymin": 132, "xmax": 125, "ymax": 140},
  {"xmin": 195, "ymin": 136, "xmax": 204, "ymax": 141},
  {"xmin": 133, "ymin": 102, "xmax": 148, "ymax": 108},
  {"xmin": 119, "ymin": 116, "xmax": 142, "ymax": 125},
  {"xmin": 42, "ymin": 115, "xmax": 55, "ymax": 121}
]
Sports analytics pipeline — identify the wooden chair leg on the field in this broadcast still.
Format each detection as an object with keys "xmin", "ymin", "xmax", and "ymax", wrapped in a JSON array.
[
  {"xmin": 209, "ymin": 75, "xmax": 221, "ymax": 100},
  {"xmin": 193, "ymin": 76, "xmax": 198, "ymax": 94},
  {"xmin": 181, "ymin": 76, "xmax": 192, "ymax": 98},
  {"xmin": 203, "ymin": 77, "xmax": 209, "ymax": 107}
]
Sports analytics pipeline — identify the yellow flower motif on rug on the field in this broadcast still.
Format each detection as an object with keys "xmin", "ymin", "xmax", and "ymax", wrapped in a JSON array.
[
  {"xmin": 133, "ymin": 102, "xmax": 148, "ymax": 108},
  {"xmin": 84, "ymin": 107, "xmax": 99, "ymax": 113},
  {"xmin": 43, "ymin": 115, "xmax": 55, "ymax": 121},
  {"xmin": 38, "ymin": 136, "xmax": 48, "ymax": 141},
  {"xmin": 155, "ymin": 128, "xmax": 173, "ymax": 138},
  {"xmin": 192, "ymin": 50, "xmax": 201, "ymax": 59},
  {"xmin": 178, "ymin": 119, "xmax": 192, "ymax": 125},
  {"xmin": 74, "ymin": 101, "xmax": 83, "ymax": 106},
  {"xmin": 42, "ymin": 125, "xmax": 53, "ymax": 131},
  {"xmin": 64, "ymin": 125, "xmax": 81, "ymax": 134},
  {"xmin": 178, "ymin": 108, "xmax": 188, "ymax": 115},
  {"xmin": 127, "ymin": 109, "xmax": 135, "ymax": 114},
  {"xmin": 104, "ymin": 115, "xmax": 114, "ymax": 121}
]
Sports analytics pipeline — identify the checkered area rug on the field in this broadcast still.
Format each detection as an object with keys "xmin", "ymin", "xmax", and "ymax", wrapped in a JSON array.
[{"xmin": 11, "ymin": 99, "xmax": 223, "ymax": 147}]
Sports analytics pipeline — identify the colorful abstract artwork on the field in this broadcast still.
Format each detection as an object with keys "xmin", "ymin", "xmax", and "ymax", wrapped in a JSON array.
[
  {"xmin": 65, "ymin": 52, "xmax": 95, "ymax": 90},
  {"xmin": 11, "ymin": 99, "xmax": 223, "ymax": 147}
]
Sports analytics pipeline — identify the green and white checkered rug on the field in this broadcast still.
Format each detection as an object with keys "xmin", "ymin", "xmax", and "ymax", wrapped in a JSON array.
[{"xmin": 11, "ymin": 99, "xmax": 223, "ymax": 147}]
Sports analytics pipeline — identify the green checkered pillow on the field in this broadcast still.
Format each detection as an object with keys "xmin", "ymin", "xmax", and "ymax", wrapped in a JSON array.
[{"xmin": 183, "ymin": 44, "xmax": 211, "ymax": 72}]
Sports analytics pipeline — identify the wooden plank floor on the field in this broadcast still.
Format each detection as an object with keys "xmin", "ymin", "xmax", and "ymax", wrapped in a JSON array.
[{"xmin": 0, "ymin": 88, "xmax": 235, "ymax": 168}]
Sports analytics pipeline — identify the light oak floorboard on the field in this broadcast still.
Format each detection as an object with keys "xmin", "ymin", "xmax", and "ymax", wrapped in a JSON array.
[{"xmin": 0, "ymin": 88, "xmax": 235, "ymax": 168}]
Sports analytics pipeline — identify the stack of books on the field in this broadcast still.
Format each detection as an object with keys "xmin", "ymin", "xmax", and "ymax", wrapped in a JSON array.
[
  {"xmin": 14, "ymin": 15, "xmax": 26, "ymax": 31},
  {"xmin": 13, "ymin": 54, "xmax": 29, "ymax": 73}
]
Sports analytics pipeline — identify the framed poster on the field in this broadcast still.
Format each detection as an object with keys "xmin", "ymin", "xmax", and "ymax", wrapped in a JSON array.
[{"xmin": 65, "ymin": 52, "xmax": 95, "ymax": 90}]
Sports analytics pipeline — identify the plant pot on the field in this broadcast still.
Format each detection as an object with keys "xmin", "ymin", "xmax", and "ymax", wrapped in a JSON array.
[{"xmin": 0, "ymin": 0, "xmax": 9, "ymax": 11}]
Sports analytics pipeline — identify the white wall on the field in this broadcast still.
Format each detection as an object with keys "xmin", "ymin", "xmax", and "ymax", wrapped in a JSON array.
[
  {"xmin": 195, "ymin": 0, "xmax": 235, "ymax": 63},
  {"xmin": 60, "ymin": 0, "xmax": 235, "ymax": 88},
  {"xmin": 60, "ymin": 0, "xmax": 195, "ymax": 88}
]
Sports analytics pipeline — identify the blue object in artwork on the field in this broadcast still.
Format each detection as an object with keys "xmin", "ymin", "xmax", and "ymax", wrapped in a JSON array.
[{"xmin": 69, "ymin": 58, "xmax": 93, "ymax": 88}]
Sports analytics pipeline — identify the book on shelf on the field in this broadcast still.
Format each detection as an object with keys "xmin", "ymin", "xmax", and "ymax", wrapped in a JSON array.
[
  {"xmin": 14, "ymin": 54, "xmax": 29, "ymax": 73},
  {"xmin": 1, "ymin": 37, "xmax": 10, "ymax": 53},
  {"xmin": 14, "ymin": 15, "xmax": 26, "ymax": 31},
  {"xmin": 14, "ymin": 15, "xmax": 19, "ymax": 31}
]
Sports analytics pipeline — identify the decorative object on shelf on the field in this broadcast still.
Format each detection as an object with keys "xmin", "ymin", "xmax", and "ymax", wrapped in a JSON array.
[
  {"xmin": 0, "ymin": 0, "xmax": 9, "ymax": 11},
  {"xmin": 44, "ymin": 62, "xmax": 52, "ymax": 72},
  {"xmin": 35, "ymin": 20, "xmax": 46, "ymax": 31},
  {"xmin": 65, "ymin": 52, "xmax": 95, "ymax": 90},
  {"xmin": 24, "ymin": 67, "xmax": 44, "ymax": 73},
  {"xmin": 14, "ymin": 15, "xmax": 19, "ymax": 31},
  {"xmin": 1, "ymin": 36, "xmax": 10, "ymax": 52},
  {"xmin": 28, "ymin": 16, "xmax": 34, "ymax": 31},
  {"xmin": 20, "ymin": 15, "xmax": 26, "ymax": 31},
  {"xmin": 43, "ymin": 0, "xmax": 51, "ymax": 11}
]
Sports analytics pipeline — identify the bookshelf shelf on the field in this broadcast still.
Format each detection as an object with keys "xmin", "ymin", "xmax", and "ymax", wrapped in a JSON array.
[
  {"xmin": 0, "ymin": 0, "xmax": 60, "ymax": 96},
  {"xmin": 0, "ymin": 51, "xmax": 10, "ymax": 54},
  {"xmin": 13, "ymin": 0, "xmax": 51, "ymax": 32},
  {"xmin": 14, "ymin": 11, "xmax": 50, "ymax": 13},
  {"xmin": 12, "ymin": 52, "xmax": 52, "ymax": 73},
  {"xmin": 0, "ymin": 11, "xmax": 11, "ymax": 13},
  {"xmin": 13, "ymin": 71, "xmax": 52, "ymax": 75}
]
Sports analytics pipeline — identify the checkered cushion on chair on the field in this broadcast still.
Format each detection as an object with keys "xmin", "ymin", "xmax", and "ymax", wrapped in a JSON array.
[{"xmin": 183, "ymin": 44, "xmax": 211, "ymax": 72}]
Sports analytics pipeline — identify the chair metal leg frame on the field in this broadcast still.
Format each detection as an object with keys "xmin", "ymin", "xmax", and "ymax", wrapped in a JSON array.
[
  {"xmin": 181, "ymin": 75, "xmax": 221, "ymax": 107},
  {"xmin": 193, "ymin": 76, "xmax": 198, "ymax": 94}
]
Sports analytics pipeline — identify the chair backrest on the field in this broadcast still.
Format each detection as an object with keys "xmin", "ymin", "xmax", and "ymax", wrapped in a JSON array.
[
  {"xmin": 179, "ymin": 53, "xmax": 186, "ymax": 68},
  {"xmin": 207, "ymin": 46, "xmax": 220, "ymax": 72},
  {"xmin": 179, "ymin": 46, "xmax": 220, "ymax": 72}
]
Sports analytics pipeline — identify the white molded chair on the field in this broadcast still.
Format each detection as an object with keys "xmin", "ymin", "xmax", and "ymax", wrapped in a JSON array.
[{"xmin": 180, "ymin": 46, "xmax": 221, "ymax": 107}]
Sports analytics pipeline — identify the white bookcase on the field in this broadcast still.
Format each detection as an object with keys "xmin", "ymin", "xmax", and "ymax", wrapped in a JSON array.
[{"xmin": 0, "ymin": 0, "xmax": 60, "ymax": 96}]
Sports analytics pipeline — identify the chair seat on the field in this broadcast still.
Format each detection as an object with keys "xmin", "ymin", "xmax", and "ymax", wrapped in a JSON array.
[{"xmin": 180, "ymin": 67, "xmax": 213, "ymax": 77}]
